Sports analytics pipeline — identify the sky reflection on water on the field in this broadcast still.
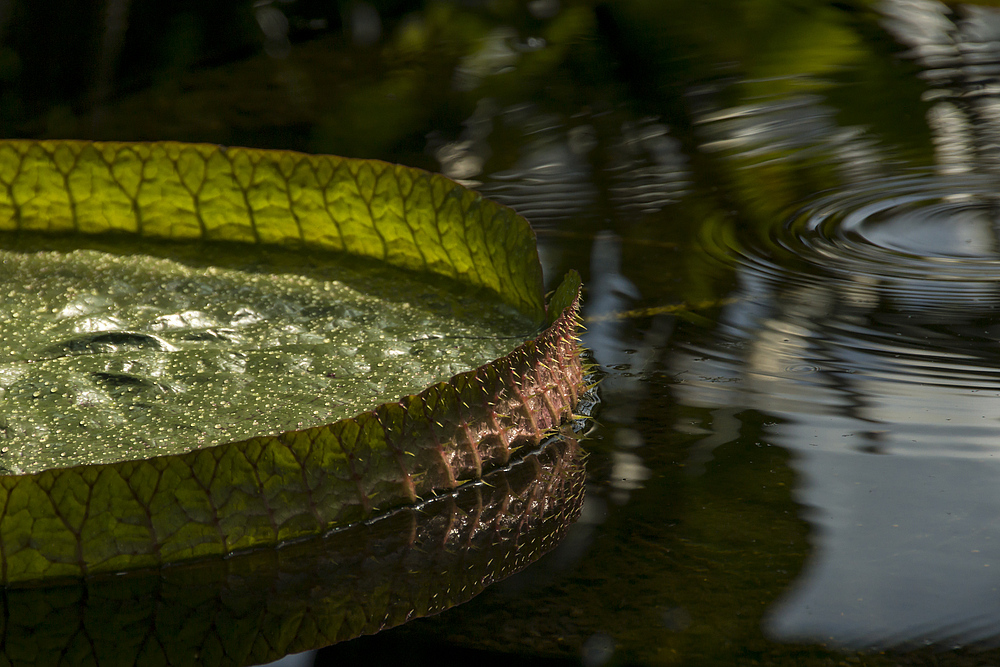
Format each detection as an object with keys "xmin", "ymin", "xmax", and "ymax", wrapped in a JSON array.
[
  {"xmin": 665, "ymin": 0, "xmax": 1000, "ymax": 649},
  {"xmin": 672, "ymin": 275, "xmax": 1000, "ymax": 648}
]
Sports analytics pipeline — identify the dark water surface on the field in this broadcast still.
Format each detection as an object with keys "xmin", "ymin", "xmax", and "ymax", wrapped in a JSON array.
[{"xmin": 10, "ymin": 0, "xmax": 1000, "ymax": 664}]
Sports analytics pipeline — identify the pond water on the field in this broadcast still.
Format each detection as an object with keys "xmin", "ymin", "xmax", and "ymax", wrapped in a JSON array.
[{"xmin": 9, "ymin": 0, "xmax": 1000, "ymax": 664}]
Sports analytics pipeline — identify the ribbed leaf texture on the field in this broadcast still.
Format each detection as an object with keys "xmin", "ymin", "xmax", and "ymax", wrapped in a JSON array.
[{"xmin": 0, "ymin": 140, "xmax": 585, "ymax": 585}]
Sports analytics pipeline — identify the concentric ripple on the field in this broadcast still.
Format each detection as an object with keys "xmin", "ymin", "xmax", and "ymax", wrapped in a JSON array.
[
  {"xmin": 674, "ymin": 173, "xmax": 1000, "ymax": 650},
  {"xmin": 682, "ymin": 172, "xmax": 1000, "ymax": 458},
  {"xmin": 706, "ymin": 174, "xmax": 1000, "ymax": 313}
]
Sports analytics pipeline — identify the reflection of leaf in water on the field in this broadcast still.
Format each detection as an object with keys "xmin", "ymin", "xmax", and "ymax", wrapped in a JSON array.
[
  {"xmin": 0, "ymin": 139, "xmax": 585, "ymax": 585},
  {"xmin": 0, "ymin": 435, "xmax": 587, "ymax": 665}
]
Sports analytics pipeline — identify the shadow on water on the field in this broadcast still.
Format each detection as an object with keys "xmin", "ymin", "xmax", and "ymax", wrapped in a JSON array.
[{"xmin": 14, "ymin": 0, "xmax": 1000, "ymax": 664}]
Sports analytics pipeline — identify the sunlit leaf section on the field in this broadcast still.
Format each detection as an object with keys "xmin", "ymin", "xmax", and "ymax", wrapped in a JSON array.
[{"xmin": 0, "ymin": 139, "xmax": 544, "ymax": 321}]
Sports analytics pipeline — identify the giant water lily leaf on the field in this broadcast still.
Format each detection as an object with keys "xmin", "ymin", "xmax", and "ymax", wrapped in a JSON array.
[{"xmin": 0, "ymin": 140, "xmax": 585, "ymax": 585}]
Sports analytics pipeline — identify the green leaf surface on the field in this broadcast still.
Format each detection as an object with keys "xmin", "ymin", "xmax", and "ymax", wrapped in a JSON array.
[
  {"xmin": 0, "ymin": 140, "xmax": 545, "ymax": 322},
  {"xmin": 0, "ymin": 140, "xmax": 584, "ymax": 585},
  {"xmin": 0, "ymin": 241, "xmax": 531, "ymax": 474}
]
